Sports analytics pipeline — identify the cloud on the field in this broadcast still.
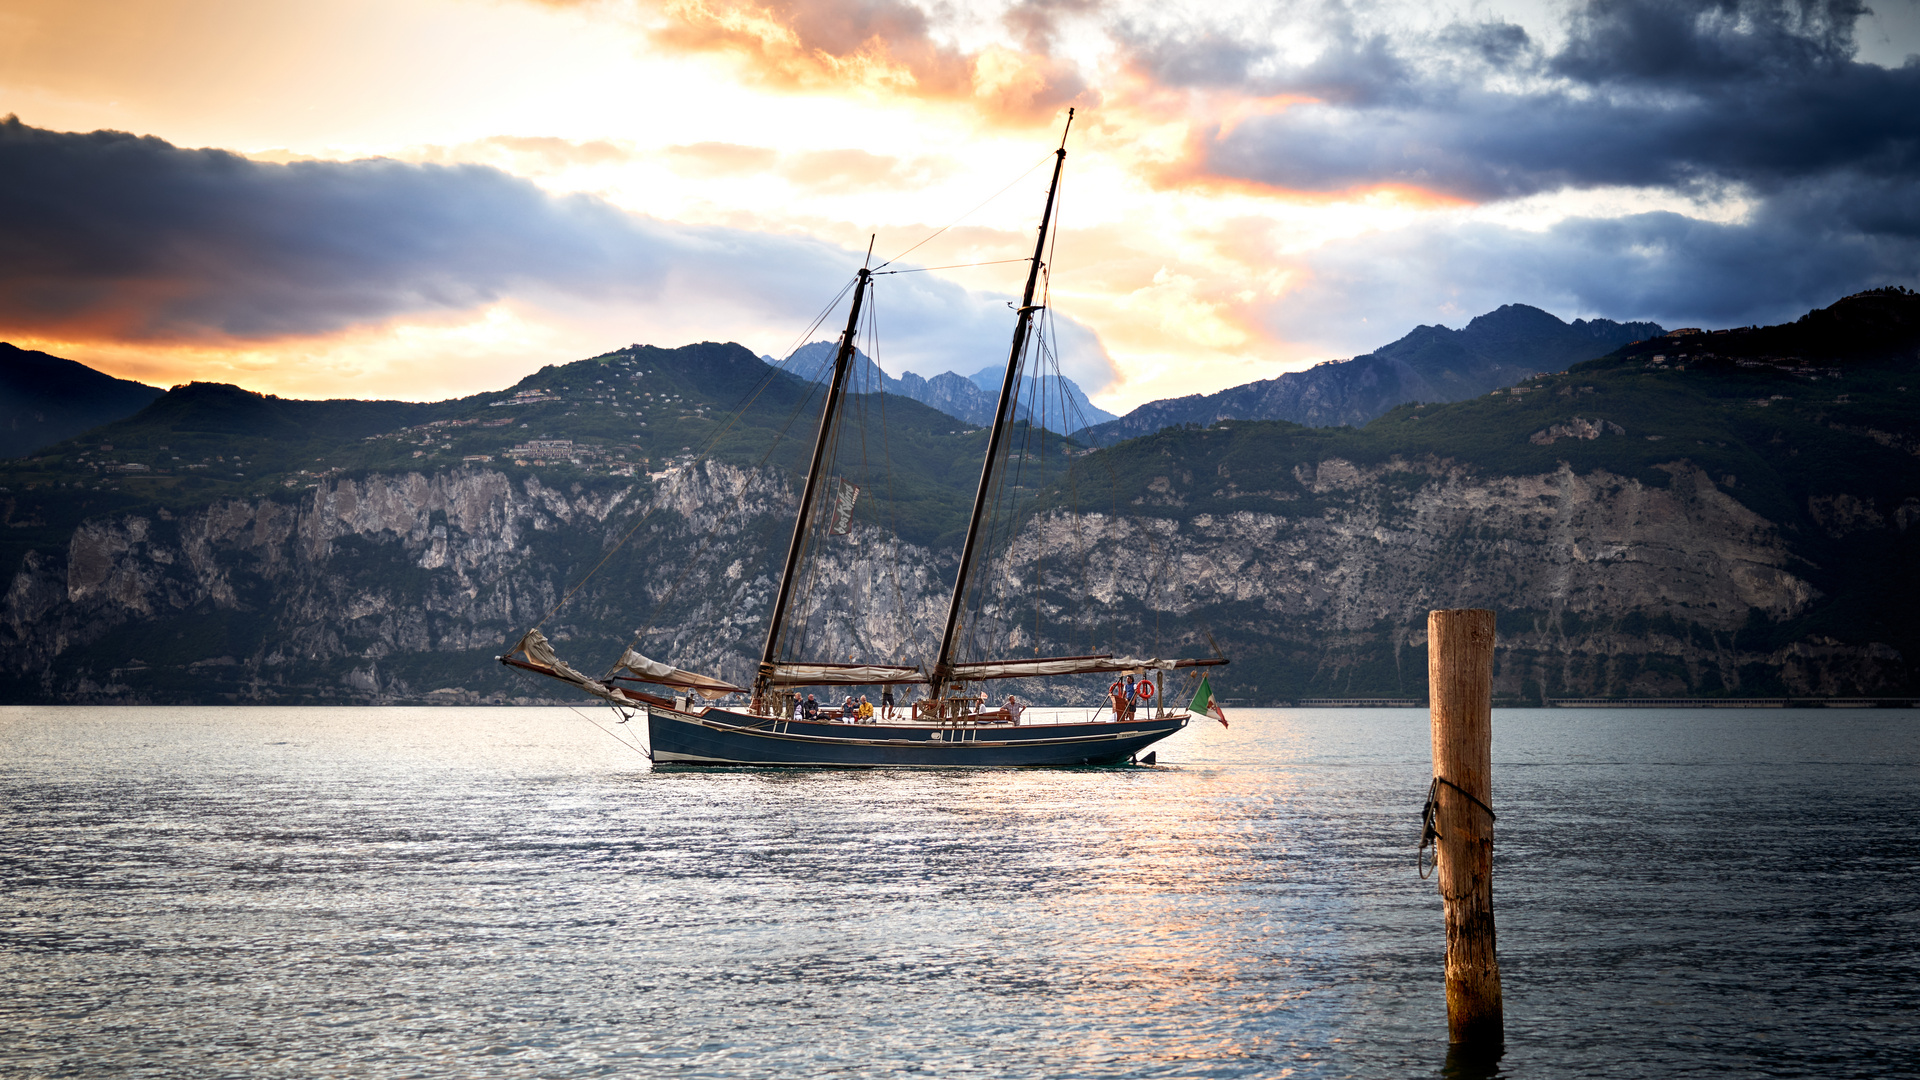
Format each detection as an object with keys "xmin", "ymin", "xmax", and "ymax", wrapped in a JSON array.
[
  {"xmin": 627, "ymin": 0, "xmax": 1093, "ymax": 120},
  {"xmin": 1168, "ymin": 0, "xmax": 1920, "ymax": 200},
  {"xmin": 0, "ymin": 116, "xmax": 1117, "ymax": 389},
  {"xmin": 1096, "ymin": 0, "xmax": 1920, "ymax": 349},
  {"xmin": 1261, "ymin": 172, "xmax": 1920, "ymax": 352},
  {"xmin": 1117, "ymin": 3, "xmax": 1412, "ymax": 104},
  {"xmin": 473, "ymin": 135, "xmax": 634, "ymax": 169},
  {"xmin": 664, "ymin": 140, "xmax": 781, "ymax": 176},
  {"xmin": 659, "ymin": 142, "xmax": 951, "ymax": 191}
]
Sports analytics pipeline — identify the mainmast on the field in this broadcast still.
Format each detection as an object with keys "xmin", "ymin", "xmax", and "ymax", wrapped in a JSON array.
[
  {"xmin": 928, "ymin": 109, "xmax": 1073, "ymax": 702},
  {"xmin": 753, "ymin": 266, "xmax": 871, "ymax": 711}
]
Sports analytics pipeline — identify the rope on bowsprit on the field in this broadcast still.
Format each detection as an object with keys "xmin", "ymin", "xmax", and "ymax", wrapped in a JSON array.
[
  {"xmin": 1419, "ymin": 775, "xmax": 1497, "ymax": 880},
  {"xmin": 570, "ymin": 705, "xmax": 652, "ymax": 761}
]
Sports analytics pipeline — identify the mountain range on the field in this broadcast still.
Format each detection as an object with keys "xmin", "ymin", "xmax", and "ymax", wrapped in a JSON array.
[
  {"xmin": 768, "ymin": 341, "xmax": 1119, "ymax": 434},
  {"xmin": 2, "ymin": 304, "xmax": 1659, "ymax": 464},
  {"xmin": 1076, "ymin": 305, "xmax": 1665, "ymax": 445},
  {"xmin": 2, "ymin": 288, "xmax": 1915, "ymax": 705}
]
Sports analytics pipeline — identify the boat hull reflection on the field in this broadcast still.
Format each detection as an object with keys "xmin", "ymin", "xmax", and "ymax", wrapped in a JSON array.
[{"xmin": 648, "ymin": 707, "xmax": 1189, "ymax": 767}]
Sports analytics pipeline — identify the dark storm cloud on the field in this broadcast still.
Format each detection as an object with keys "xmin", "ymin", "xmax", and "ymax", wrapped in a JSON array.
[
  {"xmin": 0, "ymin": 115, "xmax": 694, "ymax": 340},
  {"xmin": 0, "ymin": 118, "xmax": 1115, "ymax": 387},
  {"xmin": 1118, "ymin": 0, "xmax": 1919, "ymax": 338},
  {"xmin": 1164, "ymin": 0, "xmax": 1920, "ymax": 199},
  {"xmin": 1269, "ymin": 171, "xmax": 1920, "ymax": 351},
  {"xmin": 1119, "ymin": 12, "xmax": 1411, "ymax": 103}
]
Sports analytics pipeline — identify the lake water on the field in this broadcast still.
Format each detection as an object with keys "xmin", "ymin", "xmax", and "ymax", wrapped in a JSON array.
[{"xmin": 2, "ymin": 706, "xmax": 1915, "ymax": 1079}]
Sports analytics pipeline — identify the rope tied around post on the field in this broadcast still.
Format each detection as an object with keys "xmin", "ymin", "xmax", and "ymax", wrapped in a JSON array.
[{"xmin": 1419, "ymin": 775, "xmax": 1497, "ymax": 879}]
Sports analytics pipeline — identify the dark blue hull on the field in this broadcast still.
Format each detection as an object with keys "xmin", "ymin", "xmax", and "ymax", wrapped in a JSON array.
[{"xmin": 647, "ymin": 706, "xmax": 1188, "ymax": 767}]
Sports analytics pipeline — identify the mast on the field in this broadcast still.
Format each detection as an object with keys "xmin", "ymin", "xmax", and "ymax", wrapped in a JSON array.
[
  {"xmin": 754, "ymin": 267, "xmax": 871, "ymax": 710},
  {"xmin": 929, "ymin": 109, "xmax": 1073, "ymax": 701}
]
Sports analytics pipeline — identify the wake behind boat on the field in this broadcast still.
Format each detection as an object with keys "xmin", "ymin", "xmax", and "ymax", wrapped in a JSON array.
[{"xmin": 501, "ymin": 110, "xmax": 1229, "ymax": 766}]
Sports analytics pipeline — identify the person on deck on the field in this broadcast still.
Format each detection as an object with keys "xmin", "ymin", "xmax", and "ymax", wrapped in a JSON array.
[
  {"xmin": 843, "ymin": 695, "xmax": 857, "ymax": 720},
  {"xmin": 857, "ymin": 696, "xmax": 874, "ymax": 723},
  {"xmin": 1004, "ymin": 695, "xmax": 1024, "ymax": 725},
  {"xmin": 880, "ymin": 686, "xmax": 895, "ymax": 721},
  {"xmin": 803, "ymin": 694, "xmax": 818, "ymax": 720}
]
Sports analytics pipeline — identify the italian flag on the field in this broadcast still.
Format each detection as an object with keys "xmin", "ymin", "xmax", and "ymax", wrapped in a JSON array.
[{"xmin": 1190, "ymin": 675, "xmax": 1228, "ymax": 727}]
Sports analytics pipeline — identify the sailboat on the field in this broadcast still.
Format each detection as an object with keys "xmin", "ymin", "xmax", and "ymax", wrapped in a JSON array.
[{"xmin": 501, "ymin": 110, "xmax": 1228, "ymax": 766}]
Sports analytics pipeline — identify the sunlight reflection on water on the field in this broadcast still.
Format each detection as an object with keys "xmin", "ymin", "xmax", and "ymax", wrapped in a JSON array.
[{"xmin": 1, "ymin": 706, "xmax": 1914, "ymax": 1078}]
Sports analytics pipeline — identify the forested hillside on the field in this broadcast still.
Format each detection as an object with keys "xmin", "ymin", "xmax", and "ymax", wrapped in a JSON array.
[{"xmin": 1, "ymin": 343, "xmax": 164, "ymax": 458}]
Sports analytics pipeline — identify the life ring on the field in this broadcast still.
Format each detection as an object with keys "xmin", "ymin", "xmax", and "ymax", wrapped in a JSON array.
[
  {"xmin": 1137, "ymin": 679, "xmax": 1155, "ymax": 699},
  {"xmin": 1110, "ymin": 681, "xmax": 1124, "ymax": 696}
]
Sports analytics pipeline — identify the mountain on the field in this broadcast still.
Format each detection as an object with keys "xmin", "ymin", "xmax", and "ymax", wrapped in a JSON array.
[
  {"xmin": 1, "ymin": 343, "xmax": 166, "ymax": 458},
  {"xmin": 1076, "ymin": 305, "xmax": 1663, "ymax": 446},
  {"xmin": 894, "ymin": 369, "xmax": 996, "ymax": 426},
  {"xmin": 773, "ymin": 341, "xmax": 1115, "ymax": 433},
  {"xmin": 1, "ymin": 289, "xmax": 1915, "ymax": 705},
  {"xmin": 1029, "ymin": 287, "xmax": 1920, "ymax": 701},
  {"xmin": 0, "ymin": 339, "xmax": 1044, "ymax": 704},
  {"xmin": 966, "ymin": 365, "xmax": 1118, "ymax": 430}
]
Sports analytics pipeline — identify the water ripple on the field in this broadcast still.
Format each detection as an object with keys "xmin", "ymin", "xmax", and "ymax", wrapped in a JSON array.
[{"xmin": 1, "ymin": 706, "xmax": 1914, "ymax": 1078}]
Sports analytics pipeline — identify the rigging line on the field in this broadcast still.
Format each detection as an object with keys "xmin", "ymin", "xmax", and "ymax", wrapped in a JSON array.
[
  {"xmin": 770, "ymin": 278, "xmax": 858, "ymax": 381},
  {"xmin": 964, "ymin": 330, "xmax": 1036, "ymax": 661},
  {"xmin": 633, "ymin": 345, "xmax": 837, "ymax": 645},
  {"xmin": 873, "ymin": 258, "xmax": 1032, "ymax": 276},
  {"xmin": 1030, "ymin": 319, "xmax": 1080, "ymax": 649},
  {"xmin": 1040, "ymin": 165, "xmax": 1063, "ymax": 310},
  {"xmin": 621, "ymin": 357, "xmax": 831, "ymax": 655},
  {"xmin": 1039, "ymin": 171, "xmax": 1100, "ymax": 441},
  {"xmin": 1150, "ymin": 539, "xmax": 1176, "ymax": 658},
  {"xmin": 623, "ymin": 277, "xmax": 869, "ymax": 653},
  {"xmin": 784, "ymin": 346, "xmax": 854, "ymax": 666},
  {"xmin": 525, "ymin": 374, "xmax": 778, "ymax": 638},
  {"xmin": 852, "ymin": 287, "xmax": 872, "ymax": 544},
  {"xmin": 1029, "ymin": 347, "xmax": 1047, "ymax": 657},
  {"xmin": 1035, "ymin": 319, "xmax": 1089, "ymax": 656},
  {"xmin": 987, "ymin": 318, "xmax": 1062, "ymax": 661},
  {"xmin": 851, "ymin": 292, "xmax": 901, "ymax": 669},
  {"xmin": 569, "ymin": 705, "xmax": 652, "ymax": 761},
  {"xmin": 999, "ymin": 353, "xmax": 1039, "ymax": 645},
  {"xmin": 1029, "ymin": 294, "xmax": 1103, "ymax": 660},
  {"xmin": 865, "ymin": 284, "xmax": 914, "ymax": 666},
  {"xmin": 873, "ymin": 151, "xmax": 1053, "ymax": 270},
  {"xmin": 778, "ymin": 394, "xmax": 829, "ymax": 664},
  {"xmin": 1033, "ymin": 173, "xmax": 1095, "ymax": 457},
  {"xmin": 526, "ymin": 278, "xmax": 863, "ymax": 640}
]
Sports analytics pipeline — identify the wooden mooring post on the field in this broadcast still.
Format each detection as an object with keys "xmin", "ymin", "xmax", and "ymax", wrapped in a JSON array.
[{"xmin": 1427, "ymin": 608, "xmax": 1504, "ymax": 1052}]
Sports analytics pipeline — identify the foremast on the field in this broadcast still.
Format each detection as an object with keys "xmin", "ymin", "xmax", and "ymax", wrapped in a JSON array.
[
  {"xmin": 928, "ymin": 109, "xmax": 1073, "ymax": 704},
  {"xmin": 752, "ymin": 266, "xmax": 871, "ymax": 712}
]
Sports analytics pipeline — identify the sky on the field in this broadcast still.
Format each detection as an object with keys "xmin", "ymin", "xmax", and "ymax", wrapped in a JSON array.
[{"xmin": 2, "ymin": 0, "xmax": 1917, "ymax": 411}]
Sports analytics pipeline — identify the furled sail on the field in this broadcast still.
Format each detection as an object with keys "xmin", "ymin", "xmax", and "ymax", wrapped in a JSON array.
[
  {"xmin": 947, "ymin": 655, "xmax": 1221, "ymax": 680},
  {"xmin": 508, "ymin": 628, "xmax": 635, "ymax": 705},
  {"xmin": 762, "ymin": 661, "xmax": 926, "ymax": 687},
  {"xmin": 614, "ymin": 648, "xmax": 746, "ymax": 699},
  {"xmin": 505, "ymin": 630, "xmax": 744, "ymax": 704}
]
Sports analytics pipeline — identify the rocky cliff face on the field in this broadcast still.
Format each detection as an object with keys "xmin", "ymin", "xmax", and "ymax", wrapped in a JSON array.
[
  {"xmin": 0, "ymin": 462, "xmax": 946, "ymax": 703},
  {"xmin": 981, "ymin": 457, "xmax": 1901, "ymax": 700},
  {"xmin": 4, "ymin": 452, "xmax": 1902, "ymax": 704}
]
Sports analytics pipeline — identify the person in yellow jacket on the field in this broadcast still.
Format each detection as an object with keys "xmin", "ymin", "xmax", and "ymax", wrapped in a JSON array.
[{"xmin": 857, "ymin": 696, "xmax": 875, "ymax": 723}]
